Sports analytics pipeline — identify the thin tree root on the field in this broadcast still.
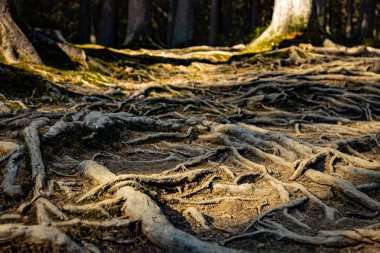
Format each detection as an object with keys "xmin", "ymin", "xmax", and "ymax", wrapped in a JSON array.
[
  {"xmin": 304, "ymin": 169, "xmax": 380, "ymax": 211},
  {"xmin": 183, "ymin": 207, "xmax": 211, "ymax": 230}
]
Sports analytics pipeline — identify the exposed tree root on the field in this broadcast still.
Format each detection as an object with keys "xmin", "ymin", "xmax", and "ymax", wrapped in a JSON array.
[
  {"xmin": 1, "ymin": 147, "xmax": 25, "ymax": 198},
  {"xmin": 79, "ymin": 160, "xmax": 239, "ymax": 253},
  {"xmin": 23, "ymin": 118, "xmax": 50, "ymax": 194},
  {"xmin": 1, "ymin": 44, "xmax": 380, "ymax": 252},
  {"xmin": 0, "ymin": 224, "xmax": 84, "ymax": 252}
]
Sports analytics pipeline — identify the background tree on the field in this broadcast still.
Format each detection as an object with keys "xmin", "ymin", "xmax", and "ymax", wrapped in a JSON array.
[
  {"xmin": 98, "ymin": 0, "xmax": 116, "ymax": 46},
  {"xmin": 209, "ymin": 0, "xmax": 220, "ymax": 46},
  {"xmin": 166, "ymin": 0, "xmax": 177, "ymax": 46},
  {"xmin": 0, "ymin": 0, "xmax": 42, "ymax": 64},
  {"xmin": 171, "ymin": 0, "xmax": 194, "ymax": 47},
  {"xmin": 249, "ymin": 0, "xmax": 260, "ymax": 30},
  {"xmin": 315, "ymin": 0, "xmax": 326, "ymax": 29},
  {"xmin": 123, "ymin": 0, "xmax": 152, "ymax": 46},
  {"xmin": 246, "ymin": 0, "xmax": 313, "ymax": 52},
  {"xmin": 345, "ymin": 0, "xmax": 353, "ymax": 40},
  {"xmin": 79, "ymin": 0, "xmax": 92, "ymax": 44},
  {"xmin": 355, "ymin": 0, "xmax": 377, "ymax": 43}
]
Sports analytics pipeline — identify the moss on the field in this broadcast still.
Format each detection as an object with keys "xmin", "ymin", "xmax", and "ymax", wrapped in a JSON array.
[{"xmin": 244, "ymin": 13, "xmax": 311, "ymax": 54}]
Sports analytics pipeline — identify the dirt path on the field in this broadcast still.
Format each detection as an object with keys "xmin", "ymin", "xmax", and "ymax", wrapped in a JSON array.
[{"xmin": 1, "ymin": 44, "xmax": 380, "ymax": 252}]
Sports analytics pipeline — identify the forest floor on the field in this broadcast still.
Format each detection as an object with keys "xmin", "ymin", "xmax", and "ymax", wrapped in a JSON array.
[{"xmin": 1, "ymin": 42, "xmax": 380, "ymax": 253}]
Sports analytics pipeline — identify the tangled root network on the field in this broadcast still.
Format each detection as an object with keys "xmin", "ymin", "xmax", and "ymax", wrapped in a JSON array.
[{"xmin": 1, "ymin": 44, "xmax": 380, "ymax": 252}]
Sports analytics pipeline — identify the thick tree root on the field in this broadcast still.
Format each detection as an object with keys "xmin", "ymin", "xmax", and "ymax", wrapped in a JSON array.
[
  {"xmin": 79, "ymin": 160, "xmax": 239, "ymax": 253},
  {"xmin": 1, "ymin": 147, "xmax": 25, "ymax": 197},
  {"xmin": 23, "ymin": 118, "xmax": 50, "ymax": 193},
  {"xmin": 0, "ymin": 224, "xmax": 84, "ymax": 252}
]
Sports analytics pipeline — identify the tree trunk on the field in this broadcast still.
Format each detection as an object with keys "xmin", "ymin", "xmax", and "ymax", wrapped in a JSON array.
[
  {"xmin": 345, "ymin": 0, "xmax": 353, "ymax": 40},
  {"xmin": 314, "ymin": 0, "xmax": 326, "ymax": 29},
  {"xmin": 355, "ymin": 0, "xmax": 376, "ymax": 42},
  {"xmin": 79, "ymin": 0, "xmax": 92, "ymax": 44},
  {"xmin": 209, "ymin": 0, "xmax": 220, "ymax": 46},
  {"xmin": 328, "ymin": 0, "xmax": 343, "ymax": 41},
  {"xmin": 98, "ymin": 0, "xmax": 116, "ymax": 47},
  {"xmin": 221, "ymin": 0, "xmax": 232, "ymax": 37},
  {"xmin": 171, "ymin": 0, "xmax": 194, "ymax": 48},
  {"xmin": 123, "ymin": 0, "xmax": 152, "ymax": 46},
  {"xmin": 0, "ymin": 0, "xmax": 42, "ymax": 64},
  {"xmin": 250, "ymin": 0, "xmax": 260, "ymax": 29},
  {"xmin": 167, "ymin": 0, "xmax": 177, "ymax": 46},
  {"xmin": 246, "ymin": 0, "xmax": 313, "ymax": 52}
]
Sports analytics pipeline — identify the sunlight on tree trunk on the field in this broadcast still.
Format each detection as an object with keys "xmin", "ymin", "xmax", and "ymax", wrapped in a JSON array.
[
  {"xmin": 0, "ymin": 0, "xmax": 42, "ymax": 64},
  {"xmin": 246, "ymin": 0, "xmax": 313, "ymax": 53}
]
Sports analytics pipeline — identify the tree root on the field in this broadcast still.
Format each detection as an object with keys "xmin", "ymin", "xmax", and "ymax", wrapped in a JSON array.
[
  {"xmin": 77, "ymin": 160, "xmax": 213, "ymax": 202},
  {"xmin": 240, "ymin": 197, "xmax": 308, "ymax": 234},
  {"xmin": 123, "ymin": 127, "xmax": 193, "ymax": 145},
  {"xmin": 1, "ymin": 147, "xmax": 25, "ymax": 198},
  {"xmin": 0, "ymin": 224, "xmax": 84, "ymax": 252},
  {"xmin": 184, "ymin": 207, "xmax": 211, "ymax": 230},
  {"xmin": 304, "ymin": 169, "xmax": 380, "ymax": 211},
  {"xmin": 79, "ymin": 160, "xmax": 239, "ymax": 253},
  {"xmin": 23, "ymin": 118, "xmax": 50, "ymax": 194},
  {"xmin": 222, "ymin": 220, "xmax": 356, "ymax": 247}
]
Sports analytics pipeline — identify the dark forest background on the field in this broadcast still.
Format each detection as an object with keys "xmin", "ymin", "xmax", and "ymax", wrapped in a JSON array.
[{"xmin": 17, "ymin": 0, "xmax": 380, "ymax": 49}]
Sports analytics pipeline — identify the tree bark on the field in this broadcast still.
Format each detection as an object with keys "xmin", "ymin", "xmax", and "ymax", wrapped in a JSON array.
[
  {"xmin": 171, "ymin": 0, "xmax": 194, "ymax": 48},
  {"xmin": 123, "ymin": 0, "xmax": 151, "ymax": 46},
  {"xmin": 345, "ymin": 0, "xmax": 353, "ymax": 40},
  {"xmin": 209, "ymin": 0, "xmax": 220, "ymax": 46},
  {"xmin": 328, "ymin": 0, "xmax": 343, "ymax": 41},
  {"xmin": 355, "ymin": 0, "xmax": 376, "ymax": 42},
  {"xmin": 98, "ymin": 0, "xmax": 116, "ymax": 47},
  {"xmin": 167, "ymin": 0, "xmax": 177, "ymax": 46},
  {"xmin": 79, "ymin": 0, "xmax": 92, "ymax": 44},
  {"xmin": 0, "ymin": 0, "xmax": 42, "ymax": 64},
  {"xmin": 221, "ymin": 0, "xmax": 232, "ymax": 37},
  {"xmin": 250, "ymin": 0, "xmax": 260, "ymax": 29},
  {"xmin": 314, "ymin": 0, "xmax": 326, "ymax": 29},
  {"xmin": 246, "ymin": 0, "xmax": 313, "ymax": 52}
]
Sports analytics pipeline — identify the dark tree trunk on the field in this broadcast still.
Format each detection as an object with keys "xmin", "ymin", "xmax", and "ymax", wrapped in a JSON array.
[
  {"xmin": 314, "ymin": 0, "xmax": 326, "ymax": 29},
  {"xmin": 345, "ymin": 0, "xmax": 353, "ymax": 40},
  {"xmin": 98, "ymin": 0, "xmax": 116, "ymax": 46},
  {"xmin": 250, "ymin": 0, "xmax": 260, "ymax": 29},
  {"xmin": 124, "ymin": 0, "xmax": 152, "ymax": 46},
  {"xmin": 80, "ymin": 0, "xmax": 92, "ymax": 44},
  {"xmin": 171, "ymin": 0, "xmax": 194, "ymax": 47},
  {"xmin": 0, "ymin": 0, "xmax": 42, "ymax": 64},
  {"xmin": 167, "ymin": 0, "xmax": 177, "ymax": 47},
  {"xmin": 328, "ymin": 0, "xmax": 343, "ymax": 41},
  {"xmin": 355, "ymin": 0, "xmax": 377, "ymax": 42},
  {"xmin": 221, "ymin": 0, "xmax": 232, "ymax": 37},
  {"xmin": 209, "ymin": 0, "xmax": 220, "ymax": 46}
]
